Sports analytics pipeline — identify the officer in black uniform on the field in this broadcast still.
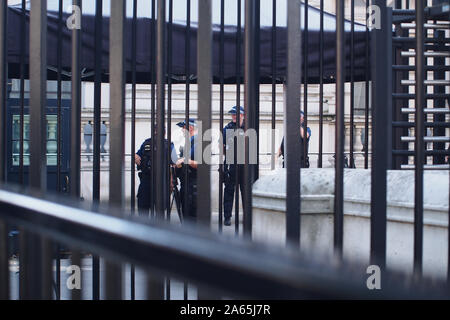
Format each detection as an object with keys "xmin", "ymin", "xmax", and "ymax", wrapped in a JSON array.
[
  {"xmin": 278, "ymin": 111, "xmax": 311, "ymax": 168},
  {"xmin": 135, "ymin": 127, "xmax": 177, "ymax": 216},
  {"xmin": 222, "ymin": 106, "xmax": 246, "ymax": 226},
  {"xmin": 175, "ymin": 119, "xmax": 199, "ymax": 222}
]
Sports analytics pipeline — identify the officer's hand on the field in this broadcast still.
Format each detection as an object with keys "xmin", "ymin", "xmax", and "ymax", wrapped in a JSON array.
[
  {"xmin": 176, "ymin": 158, "xmax": 185, "ymax": 168},
  {"xmin": 135, "ymin": 154, "xmax": 141, "ymax": 166}
]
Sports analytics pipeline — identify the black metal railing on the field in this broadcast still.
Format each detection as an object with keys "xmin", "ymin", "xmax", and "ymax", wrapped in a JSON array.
[{"xmin": 0, "ymin": 0, "xmax": 448, "ymax": 300}]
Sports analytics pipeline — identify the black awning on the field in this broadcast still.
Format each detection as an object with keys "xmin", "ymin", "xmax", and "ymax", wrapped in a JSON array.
[{"xmin": 6, "ymin": 5, "xmax": 370, "ymax": 84}]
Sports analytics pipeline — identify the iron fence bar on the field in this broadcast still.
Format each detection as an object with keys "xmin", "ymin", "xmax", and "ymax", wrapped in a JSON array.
[
  {"xmin": 244, "ymin": 0, "xmax": 258, "ymax": 239},
  {"xmin": 197, "ymin": 0, "xmax": 212, "ymax": 228},
  {"xmin": 70, "ymin": 0, "xmax": 81, "ymax": 200},
  {"xmin": 285, "ymin": 0, "xmax": 301, "ymax": 249},
  {"xmin": 350, "ymin": 0, "xmax": 355, "ymax": 168},
  {"xmin": 167, "ymin": 0, "xmax": 173, "ymax": 224},
  {"xmin": 370, "ymin": 1, "xmax": 391, "ymax": 272},
  {"xmin": 156, "ymin": 0, "xmax": 166, "ymax": 220},
  {"xmin": 364, "ymin": 0, "xmax": 370, "ymax": 169},
  {"xmin": 414, "ymin": 0, "xmax": 425, "ymax": 278},
  {"xmin": 29, "ymin": 0, "xmax": 49, "ymax": 300},
  {"xmin": 0, "ymin": 2, "xmax": 6, "ymax": 297},
  {"xmin": 432, "ymin": 30, "xmax": 446, "ymax": 165},
  {"xmin": 55, "ymin": 0, "xmax": 63, "ymax": 300},
  {"xmin": 0, "ymin": 0, "xmax": 10, "ymax": 300},
  {"xmin": 166, "ymin": 0, "xmax": 173, "ymax": 300},
  {"xmin": 271, "ymin": 0, "xmax": 276, "ymax": 171},
  {"xmin": 183, "ymin": 0, "xmax": 191, "ymax": 300},
  {"xmin": 235, "ymin": 0, "xmax": 241, "ymax": 237},
  {"xmin": 149, "ymin": 0, "xmax": 167, "ymax": 300},
  {"xmin": 303, "ymin": 0, "xmax": 309, "ymax": 168},
  {"xmin": 318, "ymin": 0, "xmax": 324, "ymax": 169},
  {"xmin": 334, "ymin": 0, "xmax": 345, "ymax": 258},
  {"xmin": 0, "ymin": 0, "xmax": 9, "ymax": 301},
  {"xmin": 184, "ymin": 0, "xmax": 191, "ymax": 230},
  {"xmin": 0, "ymin": 3, "xmax": 7, "ymax": 296},
  {"xmin": 19, "ymin": 0, "xmax": 25, "ymax": 185},
  {"xmin": 130, "ymin": 0, "xmax": 138, "ymax": 301},
  {"xmin": 219, "ymin": 0, "xmax": 225, "ymax": 233},
  {"xmin": 92, "ymin": 0, "xmax": 102, "ymax": 301},
  {"xmin": 70, "ymin": 0, "xmax": 82, "ymax": 301},
  {"xmin": 107, "ymin": 0, "xmax": 126, "ymax": 299},
  {"xmin": 150, "ymin": 0, "xmax": 156, "ymax": 218}
]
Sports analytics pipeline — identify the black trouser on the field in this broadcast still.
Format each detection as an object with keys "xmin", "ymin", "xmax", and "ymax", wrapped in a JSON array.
[
  {"xmin": 223, "ymin": 164, "xmax": 245, "ymax": 220},
  {"xmin": 180, "ymin": 179, "xmax": 197, "ymax": 223},
  {"xmin": 137, "ymin": 173, "xmax": 169, "ymax": 216}
]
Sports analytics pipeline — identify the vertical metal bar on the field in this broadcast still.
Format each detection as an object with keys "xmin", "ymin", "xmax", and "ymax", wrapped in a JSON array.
[
  {"xmin": 29, "ymin": 0, "xmax": 48, "ymax": 300},
  {"xmin": 285, "ymin": 0, "xmax": 301, "ymax": 248},
  {"xmin": 303, "ymin": 0, "xmax": 309, "ymax": 167},
  {"xmin": 0, "ymin": 0, "xmax": 7, "ymax": 185},
  {"xmin": 244, "ymin": 0, "xmax": 258, "ymax": 238},
  {"xmin": 149, "ymin": 0, "xmax": 167, "ymax": 300},
  {"xmin": 130, "ymin": 0, "xmax": 137, "ymax": 301},
  {"xmin": 167, "ymin": 0, "xmax": 174, "ymax": 223},
  {"xmin": 197, "ymin": 0, "xmax": 212, "ymax": 227},
  {"xmin": 414, "ymin": 0, "xmax": 425, "ymax": 278},
  {"xmin": 370, "ymin": 0, "xmax": 390, "ymax": 272},
  {"xmin": 235, "ymin": 0, "xmax": 241, "ymax": 236},
  {"xmin": 184, "ymin": 0, "xmax": 191, "ymax": 222},
  {"xmin": 183, "ymin": 0, "xmax": 191, "ymax": 300},
  {"xmin": 0, "ymin": 0, "xmax": 7, "ymax": 292},
  {"xmin": 71, "ymin": 0, "xmax": 81, "ymax": 199},
  {"xmin": 55, "ymin": 0, "xmax": 63, "ymax": 301},
  {"xmin": 334, "ymin": 0, "xmax": 345, "ymax": 258},
  {"xmin": 150, "ymin": 0, "xmax": 156, "ymax": 218},
  {"xmin": 70, "ymin": 0, "xmax": 82, "ymax": 301},
  {"xmin": 432, "ymin": 31, "xmax": 445, "ymax": 165},
  {"xmin": 30, "ymin": 0, "xmax": 47, "ymax": 191},
  {"xmin": 271, "ymin": 0, "xmax": 276, "ymax": 171},
  {"xmin": 107, "ymin": 0, "xmax": 126, "ymax": 300},
  {"xmin": 92, "ymin": 0, "xmax": 102, "ymax": 301},
  {"xmin": 318, "ymin": 0, "xmax": 324, "ymax": 168},
  {"xmin": 19, "ymin": 0, "xmax": 25, "ymax": 185},
  {"xmin": 156, "ymin": 0, "xmax": 166, "ymax": 219},
  {"xmin": 364, "ymin": 0, "xmax": 370, "ymax": 170},
  {"xmin": 219, "ymin": 0, "xmax": 225, "ymax": 233},
  {"xmin": 166, "ymin": 0, "xmax": 173, "ymax": 299},
  {"xmin": 350, "ymin": 0, "xmax": 355, "ymax": 168},
  {"xmin": 0, "ymin": 2, "xmax": 7, "ymax": 293}
]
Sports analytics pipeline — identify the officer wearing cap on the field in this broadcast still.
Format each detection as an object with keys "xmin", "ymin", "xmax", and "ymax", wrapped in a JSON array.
[
  {"xmin": 135, "ymin": 126, "xmax": 177, "ymax": 216},
  {"xmin": 278, "ymin": 110, "xmax": 311, "ymax": 168},
  {"xmin": 175, "ymin": 119, "xmax": 199, "ymax": 222},
  {"xmin": 222, "ymin": 106, "xmax": 245, "ymax": 226}
]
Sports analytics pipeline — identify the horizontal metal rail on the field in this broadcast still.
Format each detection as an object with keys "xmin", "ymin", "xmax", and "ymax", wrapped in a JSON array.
[
  {"xmin": 401, "ymin": 136, "xmax": 450, "ymax": 143},
  {"xmin": 401, "ymin": 23, "xmax": 450, "ymax": 29},
  {"xmin": 401, "ymin": 164, "xmax": 450, "ymax": 170},
  {"xmin": 401, "ymin": 80, "xmax": 450, "ymax": 86},
  {"xmin": 401, "ymin": 52, "xmax": 450, "ymax": 58},
  {"xmin": 401, "ymin": 108, "xmax": 450, "ymax": 114},
  {"xmin": 0, "ymin": 187, "xmax": 448, "ymax": 299}
]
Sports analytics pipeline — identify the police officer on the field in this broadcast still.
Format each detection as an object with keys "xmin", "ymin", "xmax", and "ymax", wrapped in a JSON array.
[
  {"xmin": 175, "ymin": 119, "xmax": 199, "ymax": 222},
  {"xmin": 135, "ymin": 126, "xmax": 177, "ymax": 216},
  {"xmin": 278, "ymin": 110, "xmax": 311, "ymax": 168},
  {"xmin": 222, "ymin": 106, "xmax": 246, "ymax": 226}
]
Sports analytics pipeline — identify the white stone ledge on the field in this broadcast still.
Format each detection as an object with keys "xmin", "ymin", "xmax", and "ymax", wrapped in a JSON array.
[{"xmin": 251, "ymin": 168, "xmax": 449, "ymax": 280}]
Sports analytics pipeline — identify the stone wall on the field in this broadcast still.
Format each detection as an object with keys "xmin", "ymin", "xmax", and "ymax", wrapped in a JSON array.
[{"xmin": 252, "ymin": 168, "xmax": 449, "ymax": 280}]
